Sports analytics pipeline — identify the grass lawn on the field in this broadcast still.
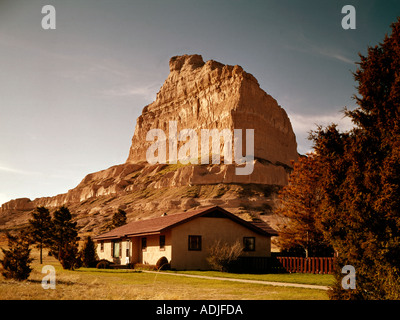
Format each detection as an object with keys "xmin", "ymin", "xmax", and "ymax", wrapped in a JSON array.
[
  {"xmin": 0, "ymin": 249, "xmax": 330, "ymax": 300},
  {"xmin": 167, "ymin": 270, "xmax": 335, "ymax": 287}
]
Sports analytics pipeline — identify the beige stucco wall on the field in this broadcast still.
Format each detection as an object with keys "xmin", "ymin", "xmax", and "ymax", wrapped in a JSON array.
[
  {"xmin": 96, "ymin": 216, "xmax": 270, "ymax": 270},
  {"xmin": 141, "ymin": 231, "xmax": 172, "ymax": 265},
  {"xmin": 170, "ymin": 217, "xmax": 271, "ymax": 270},
  {"xmin": 96, "ymin": 231, "xmax": 172, "ymax": 266},
  {"xmin": 97, "ymin": 240, "xmax": 112, "ymax": 261},
  {"xmin": 96, "ymin": 239, "xmax": 132, "ymax": 264}
]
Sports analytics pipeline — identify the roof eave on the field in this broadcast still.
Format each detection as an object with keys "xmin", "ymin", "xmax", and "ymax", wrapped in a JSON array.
[{"xmin": 94, "ymin": 231, "xmax": 162, "ymax": 241}]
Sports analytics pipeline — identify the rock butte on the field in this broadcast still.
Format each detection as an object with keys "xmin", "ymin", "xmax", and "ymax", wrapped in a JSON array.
[
  {"xmin": 127, "ymin": 54, "xmax": 297, "ymax": 166},
  {"xmin": 0, "ymin": 54, "xmax": 298, "ymax": 235}
]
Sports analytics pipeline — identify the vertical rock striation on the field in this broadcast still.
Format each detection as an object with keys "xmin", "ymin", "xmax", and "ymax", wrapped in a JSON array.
[{"xmin": 127, "ymin": 54, "xmax": 298, "ymax": 167}]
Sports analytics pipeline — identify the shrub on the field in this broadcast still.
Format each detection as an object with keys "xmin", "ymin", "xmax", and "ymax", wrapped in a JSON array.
[
  {"xmin": 59, "ymin": 242, "xmax": 81, "ymax": 270},
  {"xmin": 206, "ymin": 240, "xmax": 243, "ymax": 272},
  {"xmin": 96, "ymin": 259, "xmax": 111, "ymax": 269},
  {"xmin": 133, "ymin": 263, "xmax": 157, "ymax": 271},
  {"xmin": 156, "ymin": 256, "xmax": 170, "ymax": 270},
  {"xmin": 0, "ymin": 231, "xmax": 33, "ymax": 281}
]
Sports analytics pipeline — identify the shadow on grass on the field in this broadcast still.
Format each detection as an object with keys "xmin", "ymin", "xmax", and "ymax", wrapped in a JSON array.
[
  {"xmin": 27, "ymin": 278, "xmax": 76, "ymax": 286},
  {"xmin": 73, "ymin": 268, "xmax": 143, "ymax": 274}
]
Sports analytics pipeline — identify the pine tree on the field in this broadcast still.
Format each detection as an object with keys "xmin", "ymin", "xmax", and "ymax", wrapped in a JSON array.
[
  {"xmin": 80, "ymin": 236, "xmax": 98, "ymax": 268},
  {"xmin": 0, "ymin": 230, "xmax": 33, "ymax": 281},
  {"xmin": 28, "ymin": 206, "xmax": 53, "ymax": 264},
  {"xmin": 50, "ymin": 206, "xmax": 79, "ymax": 265},
  {"xmin": 311, "ymin": 18, "xmax": 400, "ymax": 299},
  {"xmin": 59, "ymin": 241, "xmax": 81, "ymax": 270},
  {"xmin": 111, "ymin": 209, "xmax": 127, "ymax": 229}
]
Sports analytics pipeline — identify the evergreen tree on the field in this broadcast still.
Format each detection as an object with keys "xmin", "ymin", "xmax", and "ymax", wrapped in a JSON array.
[
  {"xmin": 80, "ymin": 236, "xmax": 98, "ymax": 268},
  {"xmin": 111, "ymin": 209, "xmax": 127, "ymax": 229},
  {"xmin": 50, "ymin": 206, "xmax": 79, "ymax": 264},
  {"xmin": 101, "ymin": 209, "xmax": 128, "ymax": 232},
  {"xmin": 311, "ymin": 18, "xmax": 400, "ymax": 299},
  {"xmin": 59, "ymin": 241, "xmax": 81, "ymax": 270},
  {"xmin": 28, "ymin": 206, "xmax": 53, "ymax": 264},
  {"xmin": 0, "ymin": 230, "xmax": 33, "ymax": 281}
]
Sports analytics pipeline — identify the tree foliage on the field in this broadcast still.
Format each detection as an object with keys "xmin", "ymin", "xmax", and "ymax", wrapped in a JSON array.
[
  {"xmin": 112, "ymin": 209, "xmax": 127, "ymax": 229},
  {"xmin": 50, "ymin": 206, "xmax": 80, "ymax": 269},
  {"xmin": 80, "ymin": 236, "xmax": 98, "ymax": 268},
  {"xmin": 59, "ymin": 241, "xmax": 81, "ymax": 270},
  {"xmin": 0, "ymin": 230, "xmax": 33, "ymax": 281},
  {"xmin": 310, "ymin": 18, "xmax": 400, "ymax": 299},
  {"xmin": 28, "ymin": 206, "xmax": 53, "ymax": 264},
  {"xmin": 274, "ymin": 154, "xmax": 333, "ymax": 257}
]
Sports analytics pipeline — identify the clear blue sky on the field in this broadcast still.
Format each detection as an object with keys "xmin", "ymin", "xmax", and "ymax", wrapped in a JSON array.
[{"xmin": 1, "ymin": 0, "xmax": 399, "ymax": 204}]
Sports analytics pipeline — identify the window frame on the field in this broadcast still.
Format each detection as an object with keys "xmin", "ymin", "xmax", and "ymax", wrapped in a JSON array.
[
  {"xmin": 141, "ymin": 237, "xmax": 147, "ymax": 251},
  {"xmin": 126, "ymin": 239, "xmax": 130, "ymax": 257},
  {"xmin": 188, "ymin": 235, "xmax": 202, "ymax": 251},
  {"xmin": 243, "ymin": 237, "xmax": 256, "ymax": 252},
  {"xmin": 112, "ymin": 240, "xmax": 121, "ymax": 258},
  {"xmin": 159, "ymin": 235, "xmax": 165, "ymax": 251}
]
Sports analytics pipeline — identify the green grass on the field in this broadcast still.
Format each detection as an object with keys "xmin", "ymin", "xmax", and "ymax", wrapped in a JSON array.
[
  {"xmin": 166, "ymin": 270, "xmax": 335, "ymax": 287},
  {"xmin": 0, "ymin": 249, "xmax": 330, "ymax": 300},
  {"xmin": 155, "ymin": 163, "xmax": 187, "ymax": 176}
]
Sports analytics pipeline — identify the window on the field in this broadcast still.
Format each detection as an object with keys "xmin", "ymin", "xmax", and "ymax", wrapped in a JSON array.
[
  {"xmin": 100, "ymin": 241, "xmax": 104, "ymax": 252},
  {"xmin": 141, "ymin": 237, "xmax": 147, "ymax": 251},
  {"xmin": 188, "ymin": 235, "xmax": 202, "ymax": 251},
  {"xmin": 126, "ymin": 239, "xmax": 130, "ymax": 257},
  {"xmin": 159, "ymin": 235, "xmax": 165, "ymax": 250},
  {"xmin": 243, "ymin": 237, "xmax": 255, "ymax": 251},
  {"xmin": 112, "ymin": 241, "xmax": 120, "ymax": 258}
]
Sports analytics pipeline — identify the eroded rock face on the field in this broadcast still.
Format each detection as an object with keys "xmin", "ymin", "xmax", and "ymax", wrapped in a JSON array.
[
  {"xmin": 127, "ymin": 54, "xmax": 298, "ymax": 167},
  {"xmin": 0, "ymin": 198, "xmax": 34, "ymax": 212},
  {"xmin": 0, "ymin": 55, "xmax": 298, "ymax": 236}
]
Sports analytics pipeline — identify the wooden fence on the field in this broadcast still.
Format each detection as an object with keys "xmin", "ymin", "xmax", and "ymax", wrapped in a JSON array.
[
  {"xmin": 228, "ymin": 257, "xmax": 285, "ymax": 274},
  {"xmin": 276, "ymin": 257, "xmax": 335, "ymax": 274},
  {"xmin": 226, "ymin": 256, "xmax": 335, "ymax": 274}
]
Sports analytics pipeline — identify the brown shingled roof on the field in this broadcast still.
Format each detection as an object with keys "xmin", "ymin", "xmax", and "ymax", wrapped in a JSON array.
[
  {"xmin": 250, "ymin": 218, "xmax": 279, "ymax": 236},
  {"xmin": 93, "ymin": 206, "xmax": 277, "ymax": 240}
]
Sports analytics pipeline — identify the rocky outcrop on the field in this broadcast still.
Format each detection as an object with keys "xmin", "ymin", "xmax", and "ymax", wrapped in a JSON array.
[
  {"xmin": 0, "ymin": 198, "xmax": 34, "ymax": 212},
  {"xmin": 0, "ymin": 54, "xmax": 298, "ymax": 236},
  {"xmin": 127, "ymin": 54, "xmax": 298, "ymax": 167}
]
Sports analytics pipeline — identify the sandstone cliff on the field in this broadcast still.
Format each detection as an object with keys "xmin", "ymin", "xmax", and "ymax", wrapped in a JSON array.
[
  {"xmin": 0, "ymin": 54, "xmax": 298, "ymax": 236},
  {"xmin": 127, "ymin": 54, "xmax": 297, "ymax": 167}
]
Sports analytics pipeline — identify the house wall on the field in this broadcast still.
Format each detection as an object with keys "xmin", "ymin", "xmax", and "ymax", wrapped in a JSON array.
[
  {"xmin": 96, "ymin": 231, "xmax": 172, "ymax": 266},
  {"xmin": 96, "ymin": 216, "xmax": 271, "ymax": 270},
  {"xmin": 96, "ymin": 239, "xmax": 133, "ymax": 265},
  {"xmin": 170, "ymin": 216, "xmax": 271, "ymax": 270},
  {"xmin": 131, "ymin": 237, "xmax": 140, "ymax": 264},
  {"xmin": 97, "ymin": 240, "xmax": 112, "ymax": 261},
  {"xmin": 141, "ymin": 230, "xmax": 172, "ymax": 265}
]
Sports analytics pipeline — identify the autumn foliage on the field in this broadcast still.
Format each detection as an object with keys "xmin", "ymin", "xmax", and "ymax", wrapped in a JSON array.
[
  {"xmin": 276, "ymin": 18, "xmax": 400, "ymax": 299},
  {"xmin": 275, "ymin": 154, "xmax": 332, "ymax": 258}
]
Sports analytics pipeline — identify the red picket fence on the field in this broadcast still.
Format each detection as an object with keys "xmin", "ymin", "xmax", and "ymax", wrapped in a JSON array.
[{"xmin": 276, "ymin": 257, "xmax": 335, "ymax": 274}]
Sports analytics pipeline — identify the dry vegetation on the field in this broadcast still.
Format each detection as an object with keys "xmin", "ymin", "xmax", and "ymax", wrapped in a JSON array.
[{"xmin": 0, "ymin": 248, "xmax": 328, "ymax": 300}]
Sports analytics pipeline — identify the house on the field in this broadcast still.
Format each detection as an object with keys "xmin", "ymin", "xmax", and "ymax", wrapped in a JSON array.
[{"xmin": 93, "ymin": 206, "xmax": 278, "ymax": 270}]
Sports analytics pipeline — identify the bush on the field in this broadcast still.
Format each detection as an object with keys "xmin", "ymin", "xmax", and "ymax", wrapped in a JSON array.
[
  {"xmin": 133, "ymin": 263, "xmax": 157, "ymax": 271},
  {"xmin": 96, "ymin": 259, "xmax": 111, "ymax": 269},
  {"xmin": 59, "ymin": 242, "xmax": 81, "ymax": 270},
  {"xmin": 156, "ymin": 256, "xmax": 170, "ymax": 270},
  {"xmin": 206, "ymin": 240, "xmax": 243, "ymax": 272},
  {"xmin": 0, "ymin": 231, "xmax": 33, "ymax": 281}
]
